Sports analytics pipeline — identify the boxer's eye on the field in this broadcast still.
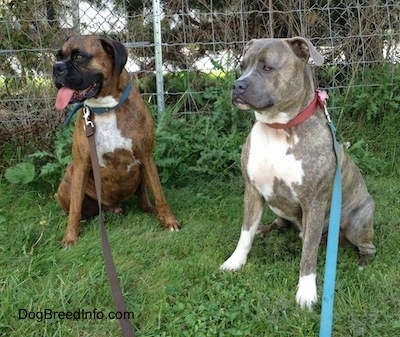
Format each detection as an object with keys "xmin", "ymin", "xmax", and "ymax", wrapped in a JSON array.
[
  {"xmin": 73, "ymin": 54, "xmax": 83, "ymax": 61},
  {"xmin": 71, "ymin": 50, "xmax": 85, "ymax": 62}
]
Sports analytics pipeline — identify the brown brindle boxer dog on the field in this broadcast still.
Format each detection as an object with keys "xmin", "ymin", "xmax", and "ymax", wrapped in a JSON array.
[{"xmin": 53, "ymin": 35, "xmax": 180, "ymax": 246}]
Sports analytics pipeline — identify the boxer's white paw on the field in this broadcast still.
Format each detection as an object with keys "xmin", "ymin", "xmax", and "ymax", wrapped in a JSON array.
[
  {"xmin": 295, "ymin": 274, "xmax": 317, "ymax": 309},
  {"xmin": 220, "ymin": 253, "xmax": 247, "ymax": 271}
]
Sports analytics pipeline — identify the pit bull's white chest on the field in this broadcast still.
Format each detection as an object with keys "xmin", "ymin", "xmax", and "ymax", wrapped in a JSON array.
[
  {"xmin": 93, "ymin": 112, "xmax": 133, "ymax": 167},
  {"xmin": 247, "ymin": 122, "xmax": 304, "ymax": 209}
]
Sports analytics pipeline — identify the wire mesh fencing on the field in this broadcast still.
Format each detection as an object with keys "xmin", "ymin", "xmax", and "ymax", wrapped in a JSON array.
[{"xmin": 1, "ymin": 0, "xmax": 399, "ymax": 143}]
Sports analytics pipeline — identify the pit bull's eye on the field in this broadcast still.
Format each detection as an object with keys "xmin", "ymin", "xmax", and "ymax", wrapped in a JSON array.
[{"xmin": 263, "ymin": 65, "xmax": 273, "ymax": 72}]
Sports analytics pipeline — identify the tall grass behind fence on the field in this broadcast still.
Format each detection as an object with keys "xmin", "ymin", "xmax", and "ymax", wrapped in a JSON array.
[{"xmin": 1, "ymin": 0, "xmax": 400, "ymax": 146}]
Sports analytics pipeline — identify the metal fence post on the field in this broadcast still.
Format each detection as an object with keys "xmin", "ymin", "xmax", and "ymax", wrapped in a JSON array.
[
  {"xmin": 72, "ymin": 0, "xmax": 80, "ymax": 34},
  {"xmin": 152, "ymin": 0, "xmax": 165, "ymax": 114}
]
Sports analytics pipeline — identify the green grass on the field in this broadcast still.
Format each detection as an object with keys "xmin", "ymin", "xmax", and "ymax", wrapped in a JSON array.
[{"xmin": 0, "ymin": 174, "xmax": 399, "ymax": 337}]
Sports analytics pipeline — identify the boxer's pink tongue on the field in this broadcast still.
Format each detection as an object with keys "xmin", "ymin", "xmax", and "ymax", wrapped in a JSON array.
[{"xmin": 55, "ymin": 87, "xmax": 75, "ymax": 111}]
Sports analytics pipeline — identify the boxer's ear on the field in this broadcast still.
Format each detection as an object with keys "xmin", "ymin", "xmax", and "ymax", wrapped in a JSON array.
[
  {"xmin": 287, "ymin": 37, "xmax": 324, "ymax": 66},
  {"xmin": 100, "ymin": 38, "xmax": 128, "ymax": 74}
]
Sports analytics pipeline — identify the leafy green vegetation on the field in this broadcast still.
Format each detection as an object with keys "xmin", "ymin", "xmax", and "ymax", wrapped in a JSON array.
[
  {"xmin": 329, "ymin": 63, "xmax": 400, "ymax": 176},
  {"xmin": 6, "ymin": 65, "xmax": 399, "ymax": 186}
]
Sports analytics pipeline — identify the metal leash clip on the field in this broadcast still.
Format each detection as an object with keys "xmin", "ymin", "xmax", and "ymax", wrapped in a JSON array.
[
  {"xmin": 317, "ymin": 89, "xmax": 332, "ymax": 124},
  {"xmin": 83, "ymin": 105, "xmax": 94, "ymax": 130},
  {"xmin": 323, "ymin": 100, "xmax": 332, "ymax": 124}
]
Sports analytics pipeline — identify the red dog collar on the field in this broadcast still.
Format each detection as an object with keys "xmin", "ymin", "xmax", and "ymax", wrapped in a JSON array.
[{"xmin": 266, "ymin": 90, "xmax": 327, "ymax": 129}]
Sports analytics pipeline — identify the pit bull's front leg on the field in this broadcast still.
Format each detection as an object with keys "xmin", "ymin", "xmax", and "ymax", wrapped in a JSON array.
[
  {"xmin": 295, "ymin": 199, "xmax": 326, "ymax": 309},
  {"xmin": 220, "ymin": 183, "xmax": 265, "ymax": 271}
]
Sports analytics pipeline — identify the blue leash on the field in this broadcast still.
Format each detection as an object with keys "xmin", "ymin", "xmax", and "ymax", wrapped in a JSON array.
[{"xmin": 319, "ymin": 94, "xmax": 342, "ymax": 337}]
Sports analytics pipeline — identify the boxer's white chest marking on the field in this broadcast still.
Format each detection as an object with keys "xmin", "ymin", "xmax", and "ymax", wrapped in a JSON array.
[
  {"xmin": 247, "ymin": 121, "xmax": 304, "ymax": 201},
  {"xmin": 93, "ymin": 112, "xmax": 132, "ymax": 167},
  {"xmin": 86, "ymin": 95, "xmax": 118, "ymax": 108}
]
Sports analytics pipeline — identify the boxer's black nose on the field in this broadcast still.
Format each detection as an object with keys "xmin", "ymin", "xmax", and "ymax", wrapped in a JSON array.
[
  {"xmin": 53, "ymin": 62, "xmax": 68, "ymax": 76},
  {"xmin": 233, "ymin": 79, "xmax": 248, "ymax": 94}
]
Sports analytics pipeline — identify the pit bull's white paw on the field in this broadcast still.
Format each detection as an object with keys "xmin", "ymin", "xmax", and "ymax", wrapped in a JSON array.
[
  {"xmin": 221, "ymin": 227, "xmax": 257, "ymax": 271},
  {"xmin": 295, "ymin": 274, "xmax": 317, "ymax": 309},
  {"xmin": 220, "ymin": 253, "xmax": 247, "ymax": 271}
]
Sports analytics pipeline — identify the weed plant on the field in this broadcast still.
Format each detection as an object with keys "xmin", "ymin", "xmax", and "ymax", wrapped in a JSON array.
[
  {"xmin": 153, "ymin": 73, "xmax": 253, "ymax": 185},
  {"xmin": 329, "ymin": 63, "xmax": 400, "ymax": 176}
]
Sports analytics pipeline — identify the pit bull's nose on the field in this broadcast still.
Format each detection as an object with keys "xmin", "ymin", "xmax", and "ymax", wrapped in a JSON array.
[
  {"xmin": 53, "ymin": 62, "xmax": 68, "ymax": 77},
  {"xmin": 233, "ymin": 79, "xmax": 248, "ymax": 94}
]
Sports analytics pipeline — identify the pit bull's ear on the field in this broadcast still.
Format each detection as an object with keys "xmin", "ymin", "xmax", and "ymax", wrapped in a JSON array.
[
  {"xmin": 287, "ymin": 37, "xmax": 324, "ymax": 66},
  {"xmin": 243, "ymin": 39, "xmax": 255, "ymax": 56},
  {"xmin": 100, "ymin": 38, "xmax": 128, "ymax": 75}
]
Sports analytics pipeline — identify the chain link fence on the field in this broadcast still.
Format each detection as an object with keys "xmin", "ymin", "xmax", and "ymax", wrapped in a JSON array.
[{"xmin": 1, "ymin": 0, "xmax": 399, "ymax": 146}]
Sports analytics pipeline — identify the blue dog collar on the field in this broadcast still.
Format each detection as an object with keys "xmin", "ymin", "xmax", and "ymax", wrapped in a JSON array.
[{"xmin": 63, "ymin": 82, "xmax": 132, "ymax": 125}]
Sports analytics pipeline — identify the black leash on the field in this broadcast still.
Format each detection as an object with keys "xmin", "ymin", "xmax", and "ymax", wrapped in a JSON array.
[{"xmin": 83, "ymin": 106, "xmax": 135, "ymax": 337}]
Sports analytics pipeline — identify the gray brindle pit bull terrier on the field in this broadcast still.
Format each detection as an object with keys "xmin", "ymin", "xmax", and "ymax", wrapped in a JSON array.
[{"xmin": 220, "ymin": 37, "xmax": 376, "ymax": 309}]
